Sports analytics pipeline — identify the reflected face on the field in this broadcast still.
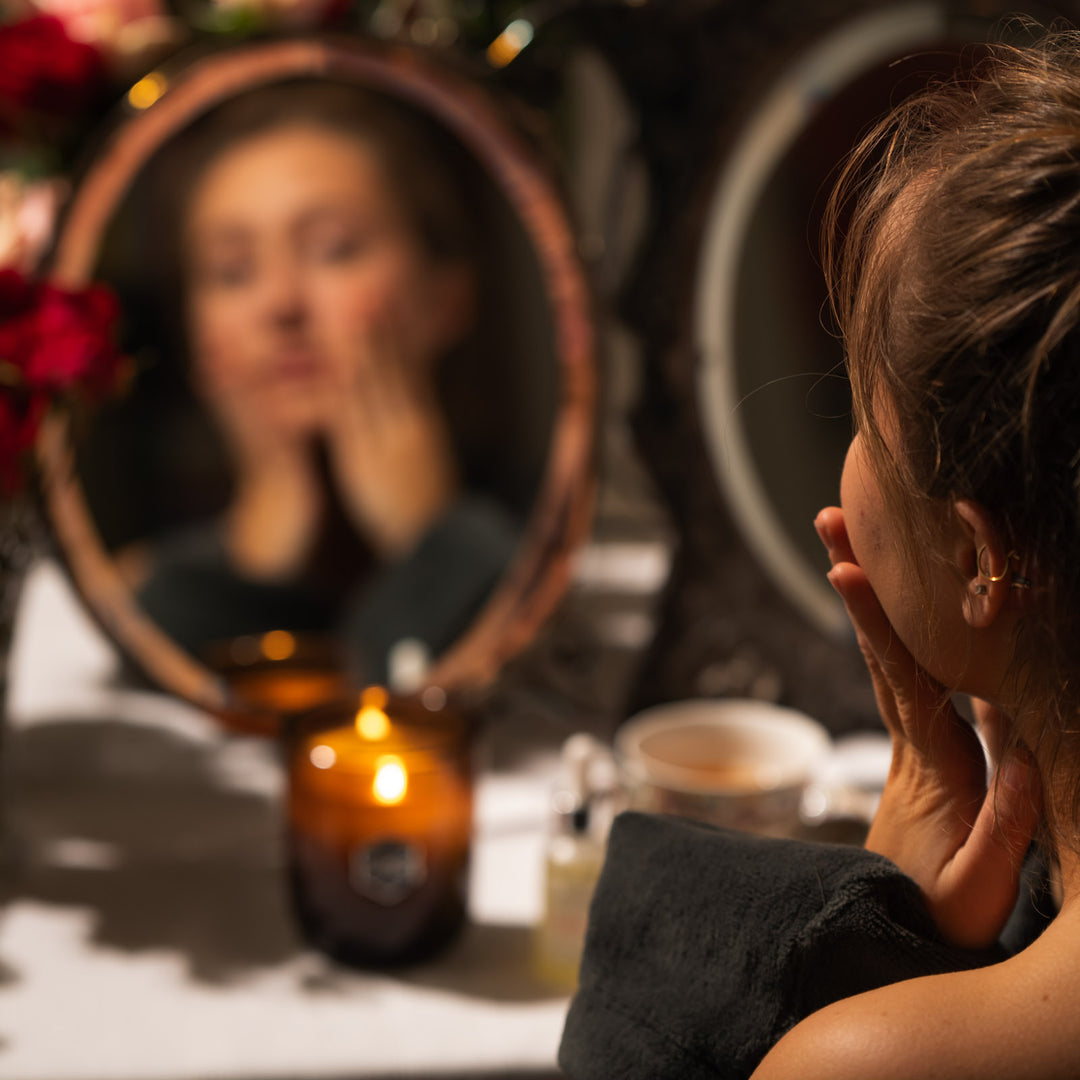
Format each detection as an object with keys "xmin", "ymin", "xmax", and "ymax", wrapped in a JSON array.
[{"xmin": 184, "ymin": 125, "xmax": 460, "ymax": 441}]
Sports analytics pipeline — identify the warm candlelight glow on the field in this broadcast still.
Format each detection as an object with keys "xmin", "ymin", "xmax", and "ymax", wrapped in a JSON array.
[
  {"xmin": 356, "ymin": 706, "xmax": 390, "ymax": 741},
  {"xmin": 261, "ymin": 630, "xmax": 297, "ymax": 661},
  {"xmin": 288, "ymin": 693, "xmax": 472, "ymax": 964},
  {"xmin": 356, "ymin": 685, "xmax": 391, "ymax": 740},
  {"xmin": 373, "ymin": 755, "xmax": 408, "ymax": 805}
]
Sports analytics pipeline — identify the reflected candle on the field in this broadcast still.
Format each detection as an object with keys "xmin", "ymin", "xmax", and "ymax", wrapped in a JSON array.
[
  {"xmin": 287, "ymin": 686, "xmax": 473, "ymax": 966},
  {"xmin": 206, "ymin": 631, "xmax": 350, "ymax": 736}
]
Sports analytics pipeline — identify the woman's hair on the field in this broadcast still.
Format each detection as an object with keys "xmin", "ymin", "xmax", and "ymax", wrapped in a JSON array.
[
  {"xmin": 824, "ymin": 29, "xmax": 1080, "ymax": 833},
  {"xmin": 173, "ymin": 77, "xmax": 475, "ymax": 264}
]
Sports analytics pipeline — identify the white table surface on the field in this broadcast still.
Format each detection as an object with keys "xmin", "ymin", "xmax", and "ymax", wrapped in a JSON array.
[{"xmin": 0, "ymin": 561, "xmax": 573, "ymax": 1080}]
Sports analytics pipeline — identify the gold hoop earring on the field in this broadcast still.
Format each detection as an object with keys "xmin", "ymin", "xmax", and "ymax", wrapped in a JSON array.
[
  {"xmin": 977, "ymin": 545, "xmax": 1007, "ymax": 582},
  {"xmin": 977, "ymin": 545, "xmax": 1021, "ymax": 583}
]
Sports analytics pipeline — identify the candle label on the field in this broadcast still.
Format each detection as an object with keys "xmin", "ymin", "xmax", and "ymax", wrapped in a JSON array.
[{"xmin": 349, "ymin": 838, "xmax": 428, "ymax": 906}]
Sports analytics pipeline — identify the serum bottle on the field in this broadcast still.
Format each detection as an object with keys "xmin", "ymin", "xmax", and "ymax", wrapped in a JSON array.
[{"xmin": 533, "ymin": 734, "xmax": 613, "ymax": 991}]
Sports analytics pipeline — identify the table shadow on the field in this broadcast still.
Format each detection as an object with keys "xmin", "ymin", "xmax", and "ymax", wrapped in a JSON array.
[
  {"xmin": 0, "ymin": 719, "xmax": 567, "ymax": 1002},
  {"xmin": 1, "ymin": 718, "xmax": 308, "ymax": 984}
]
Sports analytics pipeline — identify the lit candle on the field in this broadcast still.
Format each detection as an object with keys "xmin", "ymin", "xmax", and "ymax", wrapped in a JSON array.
[{"xmin": 287, "ymin": 686, "xmax": 474, "ymax": 966}]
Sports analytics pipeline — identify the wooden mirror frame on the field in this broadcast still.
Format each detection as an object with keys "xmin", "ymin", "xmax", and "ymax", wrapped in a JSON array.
[{"xmin": 38, "ymin": 35, "xmax": 597, "ymax": 714}]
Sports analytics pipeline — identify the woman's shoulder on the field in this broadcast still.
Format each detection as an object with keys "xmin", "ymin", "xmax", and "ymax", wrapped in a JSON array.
[{"xmin": 752, "ymin": 936, "xmax": 1080, "ymax": 1080}]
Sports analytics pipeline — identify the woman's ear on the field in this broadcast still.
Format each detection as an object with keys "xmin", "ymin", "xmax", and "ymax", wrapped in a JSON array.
[{"xmin": 953, "ymin": 499, "xmax": 1014, "ymax": 629}]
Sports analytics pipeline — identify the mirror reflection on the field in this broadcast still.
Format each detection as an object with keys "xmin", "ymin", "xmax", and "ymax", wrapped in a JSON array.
[{"xmin": 73, "ymin": 74, "xmax": 558, "ymax": 692}]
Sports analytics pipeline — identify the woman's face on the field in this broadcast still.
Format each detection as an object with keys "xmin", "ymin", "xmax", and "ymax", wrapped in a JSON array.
[
  {"xmin": 840, "ymin": 428, "xmax": 918, "ymax": 643},
  {"xmin": 840, "ymin": 417, "xmax": 976, "ymax": 691},
  {"xmin": 184, "ymin": 123, "xmax": 465, "ymax": 443}
]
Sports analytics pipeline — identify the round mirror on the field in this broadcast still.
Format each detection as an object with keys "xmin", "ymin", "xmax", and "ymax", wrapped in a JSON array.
[
  {"xmin": 694, "ymin": 4, "xmax": 1040, "ymax": 638},
  {"xmin": 38, "ymin": 37, "xmax": 596, "ymax": 723}
]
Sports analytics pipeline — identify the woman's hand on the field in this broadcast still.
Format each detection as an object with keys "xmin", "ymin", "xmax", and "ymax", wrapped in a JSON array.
[
  {"xmin": 320, "ymin": 307, "xmax": 459, "ymax": 560},
  {"xmin": 815, "ymin": 506, "xmax": 1041, "ymax": 949}
]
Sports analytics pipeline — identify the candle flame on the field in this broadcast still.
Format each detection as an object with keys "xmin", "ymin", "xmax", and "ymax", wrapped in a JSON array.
[
  {"xmin": 356, "ymin": 685, "xmax": 391, "ymax": 740},
  {"xmin": 373, "ymin": 756, "xmax": 407, "ymax": 805},
  {"xmin": 356, "ymin": 706, "xmax": 390, "ymax": 741}
]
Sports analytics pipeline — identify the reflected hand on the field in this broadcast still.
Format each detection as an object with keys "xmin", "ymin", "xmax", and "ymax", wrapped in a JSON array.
[
  {"xmin": 321, "ymin": 308, "xmax": 459, "ymax": 559},
  {"xmin": 815, "ymin": 506, "xmax": 1040, "ymax": 949}
]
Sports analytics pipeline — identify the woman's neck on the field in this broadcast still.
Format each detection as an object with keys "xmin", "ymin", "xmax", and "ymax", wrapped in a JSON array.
[
  {"xmin": 1025, "ymin": 732, "xmax": 1080, "ymax": 913},
  {"xmin": 226, "ymin": 451, "xmax": 323, "ymax": 581}
]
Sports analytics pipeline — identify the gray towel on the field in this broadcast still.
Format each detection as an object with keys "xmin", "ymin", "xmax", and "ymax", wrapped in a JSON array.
[{"xmin": 558, "ymin": 811, "xmax": 1006, "ymax": 1080}]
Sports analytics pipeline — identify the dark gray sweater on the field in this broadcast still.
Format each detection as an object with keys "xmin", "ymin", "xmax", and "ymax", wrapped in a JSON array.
[{"xmin": 558, "ymin": 811, "xmax": 1038, "ymax": 1080}]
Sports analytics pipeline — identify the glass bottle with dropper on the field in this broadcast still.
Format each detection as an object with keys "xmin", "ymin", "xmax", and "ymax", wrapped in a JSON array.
[{"xmin": 533, "ymin": 733, "xmax": 611, "ymax": 990}]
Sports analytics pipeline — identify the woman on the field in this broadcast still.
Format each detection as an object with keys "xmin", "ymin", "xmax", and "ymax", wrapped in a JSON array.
[
  {"xmin": 562, "ymin": 28, "xmax": 1080, "ymax": 1080},
  {"xmin": 755, "ymin": 30, "xmax": 1080, "ymax": 1077}
]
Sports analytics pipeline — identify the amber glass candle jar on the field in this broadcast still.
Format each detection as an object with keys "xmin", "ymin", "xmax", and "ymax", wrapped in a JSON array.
[
  {"xmin": 286, "ymin": 687, "xmax": 474, "ymax": 966},
  {"xmin": 204, "ymin": 632, "xmax": 351, "ymax": 736}
]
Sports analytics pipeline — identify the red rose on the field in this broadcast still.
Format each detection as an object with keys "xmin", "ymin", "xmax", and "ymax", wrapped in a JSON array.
[
  {"xmin": 0, "ymin": 267, "xmax": 124, "ymax": 490},
  {"xmin": 0, "ymin": 268, "xmax": 123, "ymax": 393},
  {"xmin": 0, "ymin": 15, "xmax": 107, "ymax": 131},
  {"xmin": 25, "ymin": 282, "xmax": 121, "ymax": 393}
]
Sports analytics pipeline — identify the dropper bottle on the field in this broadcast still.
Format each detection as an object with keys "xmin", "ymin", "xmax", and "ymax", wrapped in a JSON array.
[{"xmin": 533, "ymin": 733, "xmax": 610, "ymax": 991}]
